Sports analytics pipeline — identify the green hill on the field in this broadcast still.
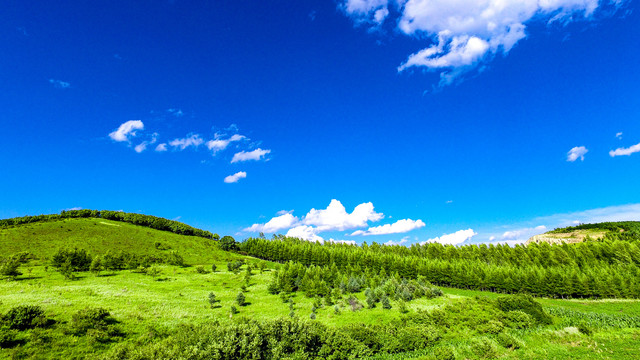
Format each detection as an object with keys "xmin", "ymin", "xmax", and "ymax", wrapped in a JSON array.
[
  {"xmin": 0, "ymin": 215, "xmax": 235, "ymax": 265},
  {"xmin": 527, "ymin": 221, "xmax": 640, "ymax": 245}
]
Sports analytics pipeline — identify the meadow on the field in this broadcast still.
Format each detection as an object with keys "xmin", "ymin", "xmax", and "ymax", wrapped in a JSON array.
[{"xmin": 2, "ymin": 214, "xmax": 640, "ymax": 359}]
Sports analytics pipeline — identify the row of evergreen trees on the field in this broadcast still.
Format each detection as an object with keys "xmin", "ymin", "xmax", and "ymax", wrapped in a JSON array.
[
  {"xmin": 268, "ymin": 261, "xmax": 443, "ymax": 304},
  {"xmin": 0, "ymin": 209, "xmax": 216, "ymax": 239},
  {"xmin": 242, "ymin": 237, "xmax": 640, "ymax": 299}
]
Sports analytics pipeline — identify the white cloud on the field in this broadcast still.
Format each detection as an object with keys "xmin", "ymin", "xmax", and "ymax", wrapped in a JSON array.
[
  {"xmin": 384, "ymin": 236, "xmax": 410, "ymax": 246},
  {"xmin": 303, "ymin": 199, "xmax": 383, "ymax": 231},
  {"xmin": 276, "ymin": 210, "xmax": 293, "ymax": 216},
  {"xmin": 422, "ymin": 228, "xmax": 476, "ymax": 245},
  {"xmin": 567, "ymin": 146, "xmax": 588, "ymax": 161},
  {"xmin": 206, "ymin": 134, "xmax": 246, "ymax": 154},
  {"xmin": 231, "ymin": 148, "xmax": 271, "ymax": 163},
  {"xmin": 109, "ymin": 120, "xmax": 144, "ymax": 142},
  {"xmin": 224, "ymin": 171, "xmax": 247, "ymax": 183},
  {"xmin": 245, "ymin": 213, "xmax": 299, "ymax": 233},
  {"xmin": 286, "ymin": 225, "xmax": 324, "ymax": 243},
  {"xmin": 167, "ymin": 108, "xmax": 184, "ymax": 117},
  {"xmin": 341, "ymin": 0, "xmax": 620, "ymax": 85},
  {"xmin": 49, "ymin": 79, "xmax": 70, "ymax": 89},
  {"xmin": 351, "ymin": 218, "xmax": 425, "ymax": 236},
  {"xmin": 609, "ymin": 142, "xmax": 640, "ymax": 157},
  {"xmin": 169, "ymin": 134, "xmax": 204, "ymax": 150},
  {"xmin": 65, "ymin": 207, "xmax": 82, "ymax": 211},
  {"xmin": 155, "ymin": 143, "xmax": 167, "ymax": 152},
  {"xmin": 134, "ymin": 142, "xmax": 147, "ymax": 153},
  {"xmin": 616, "ymin": 132, "xmax": 623, "ymax": 139}
]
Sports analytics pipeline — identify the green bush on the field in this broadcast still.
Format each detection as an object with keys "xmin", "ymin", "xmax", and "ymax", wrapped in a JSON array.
[
  {"xmin": 51, "ymin": 248, "xmax": 92, "ymax": 271},
  {"xmin": 66, "ymin": 307, "xmax": 122, "ymax": 341},
  {"xmin": 496, "ymin": 332, "xmax": 523, "ymax": 349},
  {"xmin": 2, "ymin": 305, "xmax": 47, "ymax": 330},
  {"xmin": 577, "ymin": 322, "xmax": 593, "ymax": 336},
  {"xmin": 501, "ymin": 310, "xmax": 534, "ymax": 329},
  {"xmin": 471, "ymin": 337, "xmax": 499, "ymax": 359},
  {"xmin": 0, "ymin": 328, "xmax": 19, "ymax": 348},
  {"xmin": 477, "ymin": 320, "xmax": 504, "ymax": 334},
  {"xmin": 496, "ymin": 294, "xmax": 552, "ymax": 325},
  {"xmin": 432, "ymin": 346, "xmax": 456, "ymax": 360}
]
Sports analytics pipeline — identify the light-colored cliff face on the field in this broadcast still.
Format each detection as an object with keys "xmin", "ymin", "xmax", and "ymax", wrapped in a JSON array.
[{"xmin": 525, "ymin": 230, "xmax": 607, "ymax": 245}]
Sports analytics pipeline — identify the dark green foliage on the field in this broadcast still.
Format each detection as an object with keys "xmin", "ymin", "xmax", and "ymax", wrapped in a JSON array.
[
  {"xmin": 219, "ymin": 235, "xmax": 238, "ymax": 251},
  {"xmin": 230, "ymin": 306, "xmax": 238, "ymax": 315},
  {"xmin": 51, "ymin": 248, "xmax": 92, "ymax": 271},
  {"xmin": 495, "ymin": 294, "xmax": 552, "ymax": 325},
  {"xmin": 382, "ymin": 296, "xmax": 392, "ymax": 309},
  {"xmin": 211, "ymin": 264, "xmax": 217, "ymax": 272},
  {"xmin": 195, "ymin": 265, "xmax": 206, "ymax": 274},
  {"xmin": 0, "ymin": 210, "xmax": 214, "ymax": 239},
  {"xmin": 90, "ymin": 256, "xmax": 103, "ymax": 275},
  {"xmin": 476, "ymin": 320, "xmax": 504, "ymax": 334},
  {"xmin": 310, "ymin": 313, "xmax": 316, "ymax": 320},
  {"xmin": 165, "ymin": 251, "xmax": 186, "ymax": 267},
  {"xmin": 208, "ymin": 293, "xmax": 217, "ymax": 307},
  {"xmin": 577, "ymin": 322, "xmax": 593, "ymax": 336},
  {"xmin": 241, "ymin": 231, "xmax": 640, "ymax": 299},
  {"xmin": 0, "ymin": 328, "xmax": 19, "ymax": 348},
  {"xmin": 227, "ymin": 260, "xmax": 244, "ymax": 274},
  {"xmin": 0, "ymin": 258, "xmax": 22, "ymax": 278},
  {"xmin": 1, "ymin": 305, "xmax": 47, "ymax": 331},
  {"xmin": 236, "ymin": 292, "xmax": 246, "ymax": 306},
  {"xmin": 66, "ymin": 308, "xmax": 123, "ymax": 342}
]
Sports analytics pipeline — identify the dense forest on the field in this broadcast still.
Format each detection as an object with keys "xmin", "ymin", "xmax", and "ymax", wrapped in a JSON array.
[
  {"xmin": 242, "ymin": 223, "xmax": 640, "ymax": 299},
  {"xmin": 0, "ymin": 210, "xmax": 216, "ymax": 239}
]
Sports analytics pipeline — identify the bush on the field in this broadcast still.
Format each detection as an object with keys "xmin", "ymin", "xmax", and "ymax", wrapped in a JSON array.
[
  {"xmin": 208, "ymin": 292, "xmax": 217, "ymax": 307},
  {"xmin": 227, "ymin": 260, "xmax": 244, "ymax": 274},
  {"xmin": 0, "ymin": 328, "xmax": 19, "ymax": 348},
  {"xmin": 195, "ymin": 265, "xmax": 207, "ymax": 274},
  {"xmin": 211, "ymin": 264, "xmax": 217, "ymax": 272},
  {"xmin": 501, "ymin": 310, "xmax": 533, "ymax": 329},
  {"xmin": 219, "ymin": 236, "xmax": 238, "ymax": 251},
  {"xmin": 577, "ymin": 322, "xmax": 593, "ymax": 336},
  {"xmin": 432, "ymin": 346, "xmax": 456, "ymax": 360},
  {"xmin": 236, "ymin": 292, "xmax": 246, "ymax": 306},
  {"xmin": 496, "ymin": 332, "xmax": 523, "ymax": 349},
  {"xmin": 477, "ymin": 320, "xmax": 504, "ymax": 334},
  {"xmin": 496, "ymin": 294, "xmax": 552, "ymax": 325},
  {"xmin": 0, "ymin": 258, "xmax": 21, "ymax": 279},
  {"xmin": 165, "ymin": 251, "xmax": 185, "ymax": 267},
  {"xmin": 51, "ymin": 248, "xmax": 92, "ymax": 271},
  {"xmin": 66, "ymin": 308, "xmax": 120, "ymax": 338},
  {"xmin": 2, "ymin": 305, "xmax": 47, "ymax": 330},
  {"xmin": 471, "ymin": 337, "xmax": 499, "ymax": 359}
]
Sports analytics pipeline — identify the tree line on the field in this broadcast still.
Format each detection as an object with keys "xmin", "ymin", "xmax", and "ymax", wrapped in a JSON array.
[
  {"xmin": 0, "ymin": 209, "xmax": 216, "ymax": 239},
  {"xmin": 241, "ymin": 236, "xmax": 640, "ymax": 299}
]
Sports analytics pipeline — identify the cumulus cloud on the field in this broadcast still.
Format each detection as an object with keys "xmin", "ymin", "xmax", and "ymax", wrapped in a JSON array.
[
  {"xmin": 286, "ymin": 225, "xmax": 324, "ymax": 243},
  {"xmin": 351, "ymin": 218, "xmax": 425, "ymax": 236},
  {"xmin": 341, "ymin": 0, "xmax": 622, "ymax": 85},
  {"xmin": 109, "ymin": 120, "xmax": 144, "ymax": 142},
  {"xmin": 567, "ymin": 146, "xmax": 588, "ymax": 161},
  {"xmin": 155, "ymin": 143, "xmax": 167, "ymax": 152},
  {"xmin": 422, "ymin": 228, "xmax": 476, "ymax": 245},
  {"xmin": 245, "ymin": 213, "xmax": 299, "ymax": 233},
  {"xmin": 231, "ymin": 148, "xmax": 271, "ymax": 163},
  {"xmin": 609, "ymin": 142, "xmax": 640, "ymax": 157},
  {"xmin": 384, "ymin": 236, "xmax": 410, "ymax": 246},
  {"xmin": 206, "ymin": 134, "xmax": 246, "ymax": 154},
  {"xmin": 134, "ymin": 142, "xmax": 147, "ymax": 153},
  {"xmin": 169, "ymin": 134, "xmax": 204, "ymax": 150},
  {"xmin": 303, "ymin": 199, "xmax": 384, "ymax": 231},
  {"xmin": 49, "ymin": 79, "xmax": 70, "ymax": 89},
  {"xmin": 224, "ymin": 171, "xmax": 247, "ymax": 183}
]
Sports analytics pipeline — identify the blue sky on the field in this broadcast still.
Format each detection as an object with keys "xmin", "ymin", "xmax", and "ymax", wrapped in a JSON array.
[{"xmin": 2, "ymin": 0, "xmax": 639, "ymax": 245}]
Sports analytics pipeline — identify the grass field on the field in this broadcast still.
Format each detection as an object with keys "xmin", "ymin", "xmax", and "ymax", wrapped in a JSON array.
[{"xmin": 2, "ymin": 218, "xmax": 640, "ymax": 359}]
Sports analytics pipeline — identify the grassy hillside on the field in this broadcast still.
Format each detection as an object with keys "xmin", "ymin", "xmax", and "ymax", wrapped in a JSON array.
[
  {"xmin": 0, "ymin": 217, "xmax": 237, "ymax": 265},
  {"xmin": 527, "ymin": 221, "xmax": 640, "ymax": 245},
  {"xmin": 2, "ymin": 216, "xmax": 640, "ymax": 359}
]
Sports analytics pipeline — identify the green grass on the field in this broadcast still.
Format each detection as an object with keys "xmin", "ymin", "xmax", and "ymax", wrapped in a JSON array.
[
  {"xmin": 0, "ymin": 218, "xmax": 238, "ymax": 264},
  {"xmin": 3, "ymin": 219, "xmax": 640, "ymax": 359}
]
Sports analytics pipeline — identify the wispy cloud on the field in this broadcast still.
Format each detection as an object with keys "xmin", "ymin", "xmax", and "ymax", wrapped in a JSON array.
[
  {"xmin": 224, "ymin": 171, "xmax": 247, "ymax": 183},
  {"xmin": 169, "ymin": 134, "xmax": 204, "ymax": 150},
  {"xmin": 155, "ymin": 143, "xmax": 167, "ymax": 152},
  {"xmin": 49, "ymin": 79, "xmax": 70, "ymax": 89},
  {"xmin": 609, "ymin": 142, "xmax": 640, "ymax": 157},
  {"xmin": 616, "ymin": 132, "xmax": 623, "ymax": 139},
  {"xmin": 206, "ymin": 134, "xmax": 246, "ymax": 154},
  {"xmin": 351, "ymin": 218, "xmax": 425, "ymax": 236},
  {"xmin": 340, "ymin": 0, "xmax": 625, "ymax": 86},
  {"xmin": 567, "ymin": 146, "xmax": 588, "ymax": 162},
  {"xmin": 109, "ymin": 120, "xmax": 144, "ymax": 142},
  {"xmin": 231, "ymin": 148, "xmax": 271, "ymax": 163},
  {"xmin": 167, "ymin": 108, "xmax": 184, "ymax": 117}
]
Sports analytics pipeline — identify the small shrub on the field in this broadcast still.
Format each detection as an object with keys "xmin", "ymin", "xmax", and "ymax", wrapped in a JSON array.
[
  {"xmin": 334, "ymin": 305, "xmax": 340, "ymax": 315},
  {"xmin": 165, "ymin": 251, "xmax": 185, "ymax": 267},
  {"xmin": 577, "ymin": 322, "xmax": 593, "ymax": 336},
  {"xmin": 230, "ymin": 306, "xmax": 238, "ymax": 315},
  {"xmin": 347, "ymin": 296, "xmax": 363, "ymax": 312},
  {"xmin": 0, "ymin": 258, "xmax": 21, "ymax": 279},
  {"xmin": 195, "ymin": 265, "xmax": 207, "ymax": 274},
  {"xmin": 398, "ymin": 300, "xmax": 409, "ymax": 314},
  {"xmin": 471, "ymin": 338, "xmax": 498, "ymax": 359},
  {"xmin": 236, "ymin": 292, "xmax": 246, "ymax": 306},
  {"xmin": 2, "ymin": 305, "xmax": 47, "ymax": 330},
  {"xmin": 496, "ymin": 332, "xmax": 523, "ymax": 349},
  {"xmin": 211, "ymin": 264, "xmax": 217, "ymax": 272},
  {"xmin": 477, "ymin": 320, "xmax": 504, "ymax": 334},
  {"xmin": 496, "ymin": 294, "xmax": 552, "ymax": 325},
  {"xmin": 432, "ymin": 346, "xmax": 456, "ymax": 360},
  {"xmin": 67, "ymin": 308, "xmax": 120, "ymax": 338},
  {"xmin": 501, "ymin": 310, "xmax": 533, "ymax": 329},
  {"xmin": 208, "ymin": 292, "xmax": 217, "ymax": 307},
  {"xmin": 0, "ymin": 328, "xmax": 19, "ymax": 348},
  {"xmin": 382, "ymin": 296, "xmax": 392, "ymax": 310},
  {"xmin": 51, "ymin": 248, "xmax": 92, "ymax": 271},
  {"xmin": 310, "ymin": 313, "xmax": 316, "ymax": 320}
]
